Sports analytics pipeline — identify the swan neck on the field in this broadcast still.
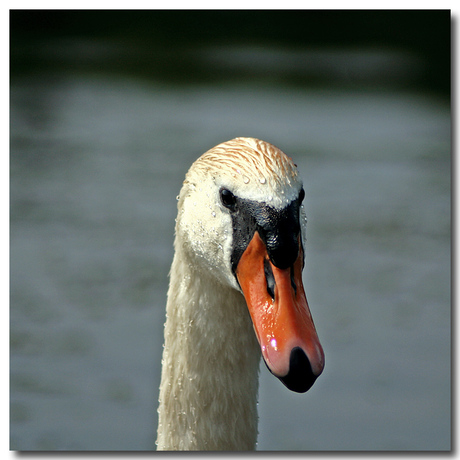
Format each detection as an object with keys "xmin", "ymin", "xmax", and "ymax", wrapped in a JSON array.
[{"xmin": 157, "ymin": 246, "xmax": 261, "ymax": 450}]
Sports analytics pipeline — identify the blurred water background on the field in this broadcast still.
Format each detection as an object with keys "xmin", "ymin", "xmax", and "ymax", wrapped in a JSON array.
[{"xmin": 10, "ymin": 10, "xmax": 451, "ymax": 451}]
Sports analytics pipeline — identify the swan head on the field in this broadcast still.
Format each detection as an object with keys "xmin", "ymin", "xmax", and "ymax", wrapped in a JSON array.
[{"xmin": 176, "ymin": 137, "xmax": 324, "ymax": 393}]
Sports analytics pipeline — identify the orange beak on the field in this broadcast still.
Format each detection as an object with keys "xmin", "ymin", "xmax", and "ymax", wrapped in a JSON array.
[{"xmin": 236, "ymin": 231, "xmax": 324, "ymax": 393}]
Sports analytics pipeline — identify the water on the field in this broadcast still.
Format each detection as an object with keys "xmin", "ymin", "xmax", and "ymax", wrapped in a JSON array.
[{"xmin": 10, "ymin": 71, "xmax": 450, "ymax": 450}]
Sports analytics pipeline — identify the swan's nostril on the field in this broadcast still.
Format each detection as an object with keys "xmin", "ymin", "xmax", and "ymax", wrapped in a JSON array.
[
  {"xmin": 264, "ymin": 258, "xmax": 275, "ymax": 300},
  {"xmin": 290, "ymin": 265, "xmax": 297, "ymax": 296}
]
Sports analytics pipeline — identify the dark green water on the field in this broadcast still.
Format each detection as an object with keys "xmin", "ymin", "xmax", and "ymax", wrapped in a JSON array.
[{"xmin": 10, "ymin": 17, "xmax": 451, "ymax": 450}]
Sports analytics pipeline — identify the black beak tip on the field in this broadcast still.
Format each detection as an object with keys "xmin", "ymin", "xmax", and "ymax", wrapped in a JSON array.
[{"xmin": 278, "ymin": 347, "xmax": 319, "ymax": 393}]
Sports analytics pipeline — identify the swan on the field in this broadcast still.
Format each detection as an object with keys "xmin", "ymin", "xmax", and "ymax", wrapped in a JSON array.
[{"xmin": 156, "ymin": 137, "xmax": 324, "ymax": 451}]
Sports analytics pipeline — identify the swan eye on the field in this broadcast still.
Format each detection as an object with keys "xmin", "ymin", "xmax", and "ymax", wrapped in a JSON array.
[
  {"xmin": 220, "ymin": 188, "xmax": 237, "ymax": 211},
  {"xmin": 299, "ymin": 188, "xmax": 305, "ymax": 203}
]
